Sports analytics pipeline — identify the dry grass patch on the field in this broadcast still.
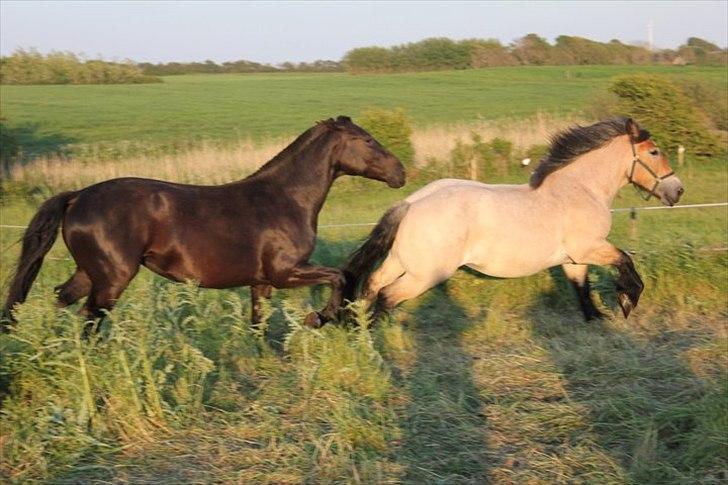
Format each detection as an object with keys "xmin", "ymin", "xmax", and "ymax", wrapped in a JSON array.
[
  {"xmin": 411, "ymin": 112, "xmax": 585, "ymax": 166},
  {"xmin": 7, "ymin": 113, "xmax": 585, "ymax": 191}
]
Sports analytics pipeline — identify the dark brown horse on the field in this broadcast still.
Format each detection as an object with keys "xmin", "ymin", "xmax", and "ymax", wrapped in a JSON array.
[{"xmin": 2, "ymin": 116, "xmax": 405, "ymax": 331}]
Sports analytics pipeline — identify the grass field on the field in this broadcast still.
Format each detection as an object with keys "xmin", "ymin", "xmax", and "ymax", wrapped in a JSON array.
[
  {"xmin": 1, "ymin": 154, "xmax": 726, "ymax": 483},
  {"xmin": 1, "ymin": 65, "xmax": 726, "ymax": 150},
  {"xmin": 1, "ymin": 65, "xmax": 727, "ymax": 483}
]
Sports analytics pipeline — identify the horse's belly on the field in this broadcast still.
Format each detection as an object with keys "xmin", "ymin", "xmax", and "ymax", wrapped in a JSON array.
[
  {"xmin": 143, "ymin": 244, "xmax": 261, "ymax": 288},
  {"xmin": 464, "ymin": 242, "xmax": 570, "ymax": 278},
  {"xmin": 466, "ymin": 258, "xmax": 557, "ymax": 278}
]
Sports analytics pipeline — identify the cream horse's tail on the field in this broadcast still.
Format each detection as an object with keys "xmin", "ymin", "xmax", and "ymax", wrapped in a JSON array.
[{"xmin": 342, "ymin": 202, "xmax": 410, "ymax": 302}]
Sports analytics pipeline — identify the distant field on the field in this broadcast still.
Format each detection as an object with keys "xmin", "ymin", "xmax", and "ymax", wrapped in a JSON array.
[{"xmin": 1, "ymin": 65, "xmax": 726, "ymax": 147}]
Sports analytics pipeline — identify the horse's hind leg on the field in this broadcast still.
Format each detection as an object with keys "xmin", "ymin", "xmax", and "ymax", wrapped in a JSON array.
[
  {"xmin": 562, "ymin": 263, "xmax": 606, "ymax": 321},
  {"xmin": 80, "ymin": 265, "xmax": 139, "ymax": 335},
  {"xmin": 55, "ymin": 268, "xmax": 91, "ymax": 308},
  {"xmin": 251, "ymin": 284, "xmax": 273, "ymax": 328},
  {"xmin": 362, "ymin": 253, "xmax": 404, "ymax": 305},
  {"xmin": 372, "ymin": 271, "xmax": 442, "ymax": 322}
]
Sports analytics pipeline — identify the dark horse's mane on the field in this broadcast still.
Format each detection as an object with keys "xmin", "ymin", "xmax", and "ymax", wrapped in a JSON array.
[
  {"xmin": 529, "ymin": 117, "xmax": 650, "ymax": 188},
  {"xmin": 247, "ymin": 117, "xmax": 349, "ymax": 179}
]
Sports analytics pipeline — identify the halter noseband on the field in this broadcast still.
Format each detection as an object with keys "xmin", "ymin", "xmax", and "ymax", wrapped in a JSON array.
[{"xmin": 627, "ymin": 140, "xmax": 675, "ymax": 201}]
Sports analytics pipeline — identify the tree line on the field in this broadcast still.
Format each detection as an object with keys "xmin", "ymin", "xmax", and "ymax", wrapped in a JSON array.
[
  {"xmin": 137, "ymin": 59, "xmax": 342, "ymax": 75},
  {"xmin": 1, "ymin": 34, "xmax": 724, "ymax": 84},
  {"xmin": 343, "ymin": 35, "xmax": 727, "ymax": 73},
  {"xmin": 0, "ymin": 49, "xmax": 161, "ymax": 85},
  {"xmin": 0, "ymin": 49, "xmax": 344, "ymax": 84}
]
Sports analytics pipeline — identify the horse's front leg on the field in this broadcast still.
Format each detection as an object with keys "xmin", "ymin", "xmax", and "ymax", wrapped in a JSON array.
[
  {"xmin": 250, "ymin": 284, "xmax": 273, "ymax": 328},
  {"xmin": 272, "ymin": 263, "xmax": 345, "ymax": 328},
  {"xmin": 573, "ymin": 243, "xmax": 643, "ymax": 318}
]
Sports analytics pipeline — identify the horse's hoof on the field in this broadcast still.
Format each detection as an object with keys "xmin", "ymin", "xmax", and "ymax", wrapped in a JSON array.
[
  {"xmin": 82, "ymin": 321, "xmax": 99, "ymax": 340},
  {"xmin": 304, "ymin": 312, "xmax": 322, "ymax": 328},
  {"xmin": 617, "ymin": 293, "xmax": 634, "ymax": 318}
]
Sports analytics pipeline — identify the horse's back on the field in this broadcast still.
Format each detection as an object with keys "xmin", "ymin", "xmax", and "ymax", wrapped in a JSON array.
[
  {"xmin": 405, "ymin": 178, "xmax": 492, "ymax": 203},
  {"xmin": 395, "ymin": 178, "xmax": 569, "ymax": 278},
  {"xmin": 63, "ymin": 177, "xmax": 206, "ymax": 229}
]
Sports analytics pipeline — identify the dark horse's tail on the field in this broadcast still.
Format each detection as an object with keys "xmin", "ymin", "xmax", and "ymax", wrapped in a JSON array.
[
  {"xmin": 2, "ymin": 191, "xmax": 77, "ymax": 324},
  {"xmin": 342, "ymin": 201, "xmax": 410, "ymax": 302}
]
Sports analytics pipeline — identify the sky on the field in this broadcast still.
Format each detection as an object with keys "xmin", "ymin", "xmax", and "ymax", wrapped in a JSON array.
[{"xmin": 1, "ymin": 1, "xmax": 726, "ymax": 64}]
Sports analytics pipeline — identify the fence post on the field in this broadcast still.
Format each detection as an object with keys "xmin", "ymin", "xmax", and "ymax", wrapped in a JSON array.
[
  {"xmin": 629, "ymin": 207, "xmax": 638, "ymax": 249},
  {"xmin": 677, "ymin": 145, "xmax": 685, "ymax": 167},
  {"xmin": 469, "ymin": 157, "xmax": 478, "ymax": 181}
]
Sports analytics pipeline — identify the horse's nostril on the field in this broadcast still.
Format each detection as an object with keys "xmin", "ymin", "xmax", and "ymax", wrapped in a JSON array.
[{"xmin": 677, "ymin": 187, "xmax": 684, "ymax": 196}]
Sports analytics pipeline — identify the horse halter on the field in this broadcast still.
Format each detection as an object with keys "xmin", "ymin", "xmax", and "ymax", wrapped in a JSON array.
[{"xmin": 627, "ymin": 140, "xmax": 675, "ymax": 201}]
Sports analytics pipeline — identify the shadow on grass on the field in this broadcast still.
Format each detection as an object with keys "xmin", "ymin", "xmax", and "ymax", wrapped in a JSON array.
[
  {"xmin": 394, "ymin": 282, "xmax": 491, "ymax": 484},
  {"xmin": 527, "ymin": 266, "xmax": 725, "ymax": 483},
  {"xmin": 1, "ymin": 121, "xmax": 76, "ymax": 177},
  {"xmin": 307, "ymin": 239, "xmax": 492, "ymax": 481}
]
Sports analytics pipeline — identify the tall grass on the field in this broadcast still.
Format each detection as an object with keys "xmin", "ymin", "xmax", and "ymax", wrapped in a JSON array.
[
  {"xmin": 2, "ymin": 245, "xmax": 724, "ymax": 482},
  {"xmin": 8, "ymin": 137, "xmax": 289, "ymax": 190},
  {"xmin": 0, "ymin": 277, "xmax": 405, "ymax": 483}
]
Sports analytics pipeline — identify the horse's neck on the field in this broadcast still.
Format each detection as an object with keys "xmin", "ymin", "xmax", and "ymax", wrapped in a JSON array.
[
  {"xmin": 543, "ymin": 139, "xmax": 630, "ymax": 206},
  {"xmin": 246, "ymin": 137, "xmax": 337, "ymax": 215}
]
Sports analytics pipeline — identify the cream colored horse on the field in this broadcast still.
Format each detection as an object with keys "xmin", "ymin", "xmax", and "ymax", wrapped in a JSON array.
[{"xmin": 344, "ymin": 118, "xmax": 684, "ymax": 321}]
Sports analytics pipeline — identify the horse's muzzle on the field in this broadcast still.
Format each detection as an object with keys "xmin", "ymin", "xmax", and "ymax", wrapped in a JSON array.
[
  {"xmin": 659, "ymin": 176, "xmax": 684, "ymax": 206},
  {"xmin": 384, "ymin": 159, "xmax": 406, "ymax": 188},
  {"xmin": 387, "ymin": 173, "xmax": 406, "ymax": 188}
]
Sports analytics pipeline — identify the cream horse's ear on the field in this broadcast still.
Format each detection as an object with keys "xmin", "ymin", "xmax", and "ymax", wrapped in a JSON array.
[{"xmin": 625, "ymin": 118, "xmax": 641, "ymax": 142}]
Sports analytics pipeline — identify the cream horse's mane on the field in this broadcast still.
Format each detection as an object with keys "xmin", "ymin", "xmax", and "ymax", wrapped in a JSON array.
[{"xmin": 530, "ymin": 117, "xmax": 650, "ymax": 188}]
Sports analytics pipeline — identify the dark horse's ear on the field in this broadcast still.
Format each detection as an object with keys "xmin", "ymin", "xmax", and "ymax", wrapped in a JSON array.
[
  {"xmin": 336, "ymin": 115, "xmax": 352, "ymax": 124},
  {"xmin": 625, "ymin": 118, "xmax": 641, "ymax": 142},
  {"xmin": 318, "ymin": 118, "xmax": 339, "ymax": 130}
]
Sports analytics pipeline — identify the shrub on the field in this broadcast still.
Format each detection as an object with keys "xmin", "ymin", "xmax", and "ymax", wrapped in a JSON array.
[
  {"xmin": 448, "ymin": 133, "xmax": 516, "ymax": 180},
  {"xmin": 465, "ymin": 39, "xmax": 518, "ymax": 68},
  {"xmin": 0, "ymin": 119, "xmax": 20, "ymax": 178},
  {"xmin": 673, "ymin": 79, "xmax": 728, "ymax": 131},
  {"xmin": 677, "ymin": 37, "xmax": 728, "ymax": 66},
  {"xmin": 392, "ymin": 37, "xmax": 471, "ymax": 71},
  {"xmin": 524, "ymin": 144, "xmax": 550, "ymax": 164},
  {"xmin": 510, "ymin": 34, "xmax": 555, "ymax": 66},
  {"xmin": 358, "ymin": 108, "xmax": 415, "ymax": 168},
  {"xmin": 609, "ymin": 74, "xmax": 723, "ymax": 156},
  {"xmin": 489, "ymin": 137, "xmax": 514, "ymax": 162},
  {"xmin": 449, "ymin": 137, "xmax": 478, "ymax": 179},
  {"xmin": 343, "ymin": 47, "xmax": 393, "ymax": 74}
]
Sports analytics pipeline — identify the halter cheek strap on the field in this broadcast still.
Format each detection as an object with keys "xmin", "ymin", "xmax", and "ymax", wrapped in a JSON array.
[{"xmin": 627, "ymin": 141, "xmax": 675, "ymax": 201}]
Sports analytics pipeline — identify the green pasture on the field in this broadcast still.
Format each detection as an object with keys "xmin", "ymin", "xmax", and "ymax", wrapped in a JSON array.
[
  {"xmin": 1, "ymin": 65, "xmax": 725, "ymax": 150},
  {"xmin": 1, "ymin": 155, "xmax": 726, "ymax": 483}
]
